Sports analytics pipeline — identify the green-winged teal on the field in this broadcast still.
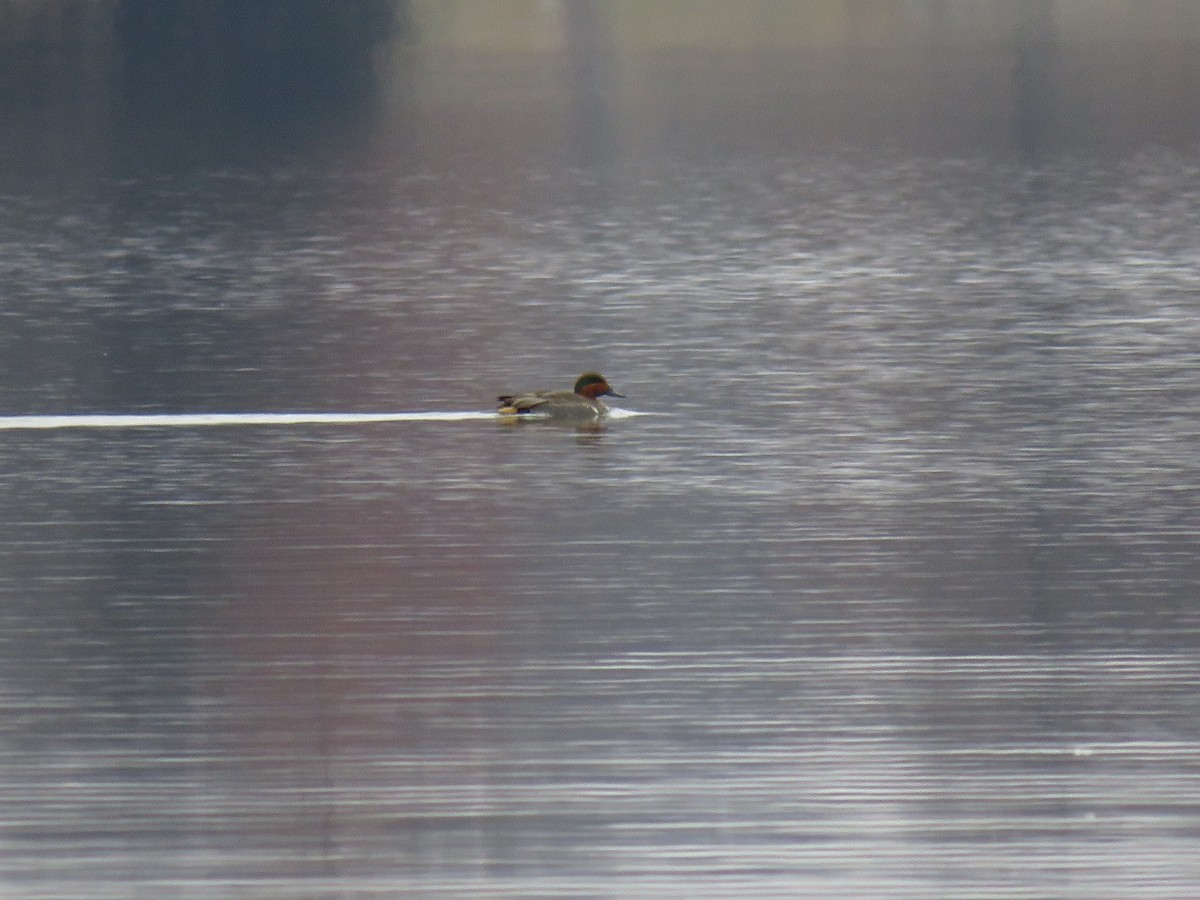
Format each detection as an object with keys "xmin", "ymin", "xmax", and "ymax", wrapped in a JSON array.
[{"xmin": 497, "ymin": 372, "xmax": 625, "ymax": 420}]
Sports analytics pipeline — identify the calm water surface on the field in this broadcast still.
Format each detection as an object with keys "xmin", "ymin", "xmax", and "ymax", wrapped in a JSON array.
[{"xmin": 2, "ymin": 148, "xmax": 1200, "ymax": 897}]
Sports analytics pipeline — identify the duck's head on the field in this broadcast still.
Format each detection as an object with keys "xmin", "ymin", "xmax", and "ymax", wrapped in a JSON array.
[{"xmin": 573, "ymin": 372, "xmax": 625, "ymax": 400}]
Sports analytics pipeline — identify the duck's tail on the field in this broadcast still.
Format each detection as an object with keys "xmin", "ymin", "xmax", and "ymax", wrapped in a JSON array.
[{"xmin": 496, "ymin": 395, "xmax": 522, "ymax": 416}]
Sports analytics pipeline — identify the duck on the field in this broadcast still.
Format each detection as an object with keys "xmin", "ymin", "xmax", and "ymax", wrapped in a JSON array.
[{"xmin": 497, "ymin": 372, "xmax": 625, "ymax": 420}]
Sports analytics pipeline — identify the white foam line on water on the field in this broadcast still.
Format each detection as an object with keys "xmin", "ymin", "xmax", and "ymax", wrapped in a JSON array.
[
  {"xmin": 0, "ymin": 408, "xmax": 651, "ymax": 431},
  {"xmin": 603, "ymin": 407, "xmax": 648, "ymax": 419},
  {"xmin": 0, "ymin": 411, "xmax": 501, "ymax": 430}
]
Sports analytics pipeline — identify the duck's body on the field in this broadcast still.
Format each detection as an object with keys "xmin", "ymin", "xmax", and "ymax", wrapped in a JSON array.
[{"xmin": 498, "ymin": 372, "xmax": 624, "ymax": 420}]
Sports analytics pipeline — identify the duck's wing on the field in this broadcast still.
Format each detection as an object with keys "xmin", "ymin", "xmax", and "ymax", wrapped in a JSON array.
[{"xmin": 497, "ymin": 392, "xmax": 550, "ymax": 412}]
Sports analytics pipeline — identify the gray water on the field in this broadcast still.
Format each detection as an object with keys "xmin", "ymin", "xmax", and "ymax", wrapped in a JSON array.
[{"xmin": 2, "ymin": 147, "xmax": 1200, "ymax": 897}]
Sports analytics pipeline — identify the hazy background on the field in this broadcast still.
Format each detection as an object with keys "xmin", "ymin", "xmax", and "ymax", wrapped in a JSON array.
[{"xmin": 3, "ymin": 0, "xmax": 1200, "ymax": 175}]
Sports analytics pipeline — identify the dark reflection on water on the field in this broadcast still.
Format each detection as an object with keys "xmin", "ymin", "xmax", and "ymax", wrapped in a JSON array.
[{"xmin": 2, "ymin": 149, "xmax": 1200, "ymax": 896}]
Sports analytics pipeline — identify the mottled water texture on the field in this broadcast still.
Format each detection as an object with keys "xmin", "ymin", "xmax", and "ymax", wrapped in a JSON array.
[{"xmin": 1, "ymin": 146, "xmax": 1198, "ymax": 897}]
